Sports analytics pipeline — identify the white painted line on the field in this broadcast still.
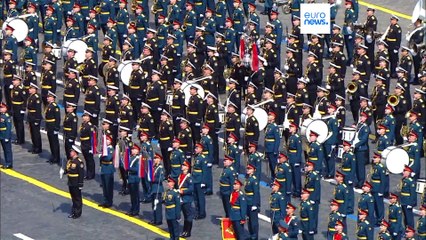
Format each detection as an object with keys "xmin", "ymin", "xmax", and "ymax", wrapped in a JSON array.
[
  {"xmin": 13, "ymin": 233, "xmax": 35, "ymax": 240},
  {"xmin": 39, "ymin": 129, "xmax": 81, "ymax": 146},
  {"xmin": 258, "ymin": 213, "xmax": 271, "ymax": 223}
]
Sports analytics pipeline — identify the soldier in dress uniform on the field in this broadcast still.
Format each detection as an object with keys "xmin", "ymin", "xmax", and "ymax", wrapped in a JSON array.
[
  {"xmin": 98, "ymin": 135, "xmax": 115, "ymax": 208},
  {"xmin": 273, "ymin": 69, "xmax": 287, "ymax": 123},
  {"xmin": 388, "ymin": 193, "xmax": 404, "ymax": 239},
  {"xmin": 285, "ymin": 47, "xmax": 301, "ymax": 95},
  {"xmin": 323, "ymin": 104, "xmax": 339, "ymax": 179},
  {"xmin": 170, "ymin": 79, "xmax": 186, "ymax": 134},
  {"xmin": 137, "ymin": 103, "xmax": 155, "ymax": 140},
  {"xmin": 65, "ymin": 145, "xmax": 84, "ymax": 219},
  {"xmin": 126, "ymin": 144, "xmax": 141, "ymax": 216},
  {"xmin": 327, "ymin": 200, "xmax": 344, "ymax": 239},
  {"xmin": 353, "ymin": 112, "xmax": 370, "ymax": 188},
  {"xmin": 412, "ymin": 88, "xmax": 426, "ymax": 126},
  {"xmin": 23, "ymin": 37, "xmax": 37, "ymax": 66},
  {"xmin": 287, "ymin": 122, "xmax": 302, "ymax": 197},
  {"xmin": 192, "ymin": 143, "xmax": 208, "ymax": 220},
  {"xmin": 396, "ymin": 66, "xmax": 412, "ymax": 107},
  {"xmin": 300, "ymin": 189, "xmax": 316, "ymax": 240},
  {"xmin": 204, "ymin": 93, "xmax": 219, "ymax": 165},
  {"xmin": 338, "ymin": 141, "xmax": 355, "ymax": 214},
  {"xmin": 63, "ymin": 103, "xmax": 78, "ymax": 159},
  {"xmin": 358, "ymin": 96, "xmax": 373, "ymax": 127},
  {"xmin": 118, "ymin": 94, "xmax": 133, "ymax": 133},
  {"xmin": 63, "ymin": 69, "xmax": 80, "ymax": 107},
  {"xmin": 149, "ymin": 154, "xmax": 165, "ymax": 225},
  {"xmin": 246, "ymin": 142, "xmax": 261, "ymax": 180},
  {"xmin": 357, "ymin": 209, "xmax": 374, "ymax": 239},
  {"xmin": 179, "ymin": 160, "xmax": 194, "ymax": 237},
  {"xmin": 304, "ymin": 52, "xmax": 322, "ymax": 106},
  {"xmin": 343, "ymin": 1, "xmax": 355, "ymax": 65},
  {"xmin": 115, "ymin": 0, "xmax": 129, "ymax": 49},
  {"xmin": 245, "ymin": 82, "xmax": 258, "ymax": 106},
  {"xmin": 186, "ymin": 86, "xmax": 203, "ymax": 143},
  {"xmin": 378, "ymin": 220, "xmax": 393, "ymax": 240},
  {"xmin": 374, "ymin": 40, "xmax": 390, "ymax": 75},
  {"xmin": 81, "ymin": 48, "xmax": 97, "ymax": 91},
  {"xmin": 382, "ymin": 105, "xmax": 396, "ymax": 144},
  {"xmin": 400, "ymin": 165, "xmax": 418, "ymax": 228},
  {"xmin": 183, "ymin": 2, "xmax": 197, "ymax": 43},
  {"xmin": 40, "ymin": 60, "xmax": 57, "ymax": 107},
  {"xmin": 264, "ymin": 112, "xmax": 280, "ymax": 180},
  {"xmin": 261, "ymin": 38, "xmax": 278, "ymax": 89},
  {"xmin": 385, "ymin": 15, "xmax": 402, "ymax": 78},
  {"xmin": 3, "ymin": 51, "xmax": 16, "ymax": 107},
  {"xmin": 146, "ymin": 70, "xmax": 166, "ymax": 136},
  {"xmin": 229, "ymin": 179, "xmax": 247, "ymax": 240},
  {"xmin": 358, "ymin": 181, "xmax": 375, "ymax": 225},
  {"xmin": 393, "ymin": 83, "xmax": 409, "ymax": 144},
  {"xmin": 26, "ymin": 83, "xmax": 42, "ymax": 154},
  {"xmin": 163, "ymin": 177, "xmax": 181, "ymax": 239},
  {"xmin": 355, "ymin": 44, "xmax": 372, "ymax": 84},
  {"xmin": 304, "ymin": 161, "xmax": 321, "ymax": 229},
  {"xmin": 159, "ymin": 110, "xmax": 174, "ymax": 176},
  {"xmin": 363, "ymin": 7, "xmax": 378, "ymax": 67},
  {"xmin": 275, "ymin": 153, "xmax": 292, "ymax": 204},
  {"xmin": 84, "ymin": 76, "xmax": 101, "ymax": 126},
  {"xmin": 178, "ymin": 118, "xmax": 193, "ymax": 160},
  {"xmin": 244, "ymin": 106, "xmax": 260, "ymax": 150},
  {"xmin": 244, "ymin": 164, "xmax": 260, "ymax": 239},
  {"xmin": 400, "ymin": 47, "xmax": 413, "ymax": 74},
  {"xmin": 225, "ymin": 102, "xmax": 241, "ymax": 141},
  {"xmin": 370, "ymin": 152, "xmax": 386, "ymax": 226},
  {"xmin": 405, "ymin": 226, "xmax": 417, "ymax": 240},
  {"xmin": 270, "ymin": 180, "xmax": 286, "ymax": 234},
  {"xmin": 44, "ymin": 92, "xmax": 60, "ymax": 165},
  {"xmin": 371, "ymin": 75, "xmax": 388, "ymax": 140},
  {"xmin": 220, "ymin": 155, "xmax": 237, "ymax": 217},
  {"xmin": 79, "ymin": 111, "xmax": 96, "ymax": 179},
  {"xmin": 226, "ymin": 133, "xmax": 241, "ymax": 173},
  {"xmin": 307, "ymin": 130, "xmax": 324, "ymax": 174},
  {"xmin": 0, "ymin": 103, "xmax": 13, "ymax": 168},
  {"xmin": 169, "ymin": 138, "xmax": 184, "ymax": 183},
  {"xmin": 313, "ymin": 86, "xmax": 330, "ymax": 118},
  {"xmin": 10, "ymin": 76, "xmax": 26, "ymax": 145}
]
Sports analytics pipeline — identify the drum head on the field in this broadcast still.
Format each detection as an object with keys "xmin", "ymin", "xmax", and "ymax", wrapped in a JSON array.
[
  {"xmin": 253, "ymin": 108, "xmax": 268, "ymax": 131},
  {"xmin": 3, "ymin": 18, "xmax": 28, "ymax": 42},
  {"xmin": 385, "ymin": 148, "xmax": 409, "ymax": 174},
  {"xmin": 181, "ymin": 83, "xmax": 205, "ymax": 106},
  {"xmin": 67, "ymin": 39, "xmax": 88, "ymax": 63},
  {"xmin": 306, "ymin": 119, "xmax": 328, "ymax": 143},
  {"xmin": 119, "ymin": 61, "xmax": 133, "ymax": 86}
]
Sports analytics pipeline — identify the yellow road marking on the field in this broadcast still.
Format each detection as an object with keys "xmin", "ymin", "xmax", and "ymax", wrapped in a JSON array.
[
  {"xmin": 359, "ymin": 0, "xmax": 412, "ymax": 20},
  {"xmin": 0, "ymin": 168, "xmax": 180, "ymax": 239}
]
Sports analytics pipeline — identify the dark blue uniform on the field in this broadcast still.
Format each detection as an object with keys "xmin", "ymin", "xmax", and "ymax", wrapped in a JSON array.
[
  {"xmin": 219, "ymin": 164, "xmax": 237, "ymax": 217},
  {"xmin": 128, "ymin": 155, "xmax": 140, "ymax": 215},
  {"xmin": 270, "ymin": 191, "xmax": 286, "ymax": 234},
  {"xmin": 164, "ymin": 187, "xmax": 181, "ymax": 240},
  {"xmin": 400, "ymin": 176, "xmax": 417, "ymax": 227},
  {"xmin": 340, "ymin": 151, "xmax": 356, "ymax": 213},
  {"xmin": 357, "ymin": 218, "xmax": 373, "ymax": 239},
  {"xmin": 170, "ymin": 148, "xmax": 184, "ymax": 181},
  {"xmin": 0, "ymin": 111, "xmax": 13, "ymax": 168},
  {"xmin": 192, "ymin": 153, "xmax": 208, "ymax": 218},
  {"xmin": 370, "ymin": 162, "xmax": 386, "ymax": 224},
  {"xmin": 324, "ymin": 116, "xmax": 339, "ymax": 178},
  {"xmin": 275, "ymin": 161, "xmax": 292, "ymax": 203},
  {"xmin": 100, "ymin": 145, "xmax": 115, "ymax": 207},
  {"xmin": 248, "ymin": 151, "xmax": 262, "ymax": 179},
  {"xmin": 308, "ymin": 141, "xmax": 324, "ymax": 173},
  {"xmin": 150, "ymin": 163, "xmax": 165, "ymax": 224},
  {"xmin": 300, "ymin": 200, "xmax": 316, "ymax": 239},
  {"xmin": 358, "ymin": 191, "xmax": 375, "ymax": 225},
  {"xmin": 244, "ymin": 174, "xmax": 260, "ymax": 239},
  {"xmin": 201, "ymin": 135, "xmax": 214, "ymax": 194},
  {"xmin": 230, "ymin": 189, "xmax": 247, "ymax": 240},
  {"xmin": 304, "ymin": 170, "xmax": 321, "ymax": 229},
  {"xmin": 178, "ymin": 172, "xmax": 194, "ymax": 229},
  {"xmin": 353, "ymin": 122, "xmax": 370, "ymax": 188},
  {"xmin": 388, "ymin": 202, "xmax": 403, "ymax": 239}
]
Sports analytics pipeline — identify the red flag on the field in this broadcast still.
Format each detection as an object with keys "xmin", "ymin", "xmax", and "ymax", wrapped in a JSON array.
[
  {"xmin": 102, "ymin": 134, "xmax": 108, "ymax": 156},
  {"xmin": 123, "ymin": 147, "xmax": 130, "ymax": 170},
  {"xmin": 139, "ymin": 155, "xmax": 145, "ymax": 178},
  {"xmin": 221, "ymin": 218, "xmax": 236, "ymax": 240},
  {"xmin": 239, "ymin": 39, "xmax": 245, "ymax": 59},
  {"xmin": 91, "ymin": 130, "xmax": 97, "ymax": 154},
  {"xmin": 251, "ymin": 43, "xmax": 259, "ymax": 72}
]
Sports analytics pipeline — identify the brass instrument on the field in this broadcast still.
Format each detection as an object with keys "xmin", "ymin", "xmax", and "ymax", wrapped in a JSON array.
[
  {"xmin": 151, "ymin": 0, "xmax": 159, "ymax": 14},
  {"xmin": 387, "ymin": 94, "xmax": 400, "ymax": 106},
  {"xmin": 102, "ymin": 64, "xmax": 110, "ymax": 81},
  {"xmin": 400, "ymin": 125, "xmax": 410, "ymax": 138},
  {"xmin": 347, "ymin": 81, "xmax": 358, "ymax": 94},
  {"xmin": 376, "ymin": 119, "xmax": 383, "ymax": 125},
  {"xmin": 379, "ymin": 25, "xmax": 390, "ymax": 42},
  {"xmin": 94, "ymin": 5, "xmax": 101, "ymax": 13}
]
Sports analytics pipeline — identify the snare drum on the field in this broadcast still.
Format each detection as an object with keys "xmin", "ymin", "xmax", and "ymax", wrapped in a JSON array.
[
  {"xmin": 219, "ymin": 111, "xmax": 225, "ymax": 124},
  {"xmin": 416, "ymin": 179, "xmax": 426, "ymax": 194},
  {"xmin": 342, "ymin": 127, "xmax": 356, "ymax": 142},
  {"xmin": 166, "ymin": 91, "xmax": 173, "ymax": 105}
]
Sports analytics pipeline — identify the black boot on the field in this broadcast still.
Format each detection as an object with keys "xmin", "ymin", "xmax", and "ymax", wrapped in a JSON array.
[
  {"xmin": 185, "ymin": 221, "xmax": 192, "ymax": 237},
  {"xmin": 180, "ymin": 221, "xmax": 188, "ymax": 237}
]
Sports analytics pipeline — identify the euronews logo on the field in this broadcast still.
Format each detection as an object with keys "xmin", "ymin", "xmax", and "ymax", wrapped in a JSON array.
[{"xmin": 304, "ymin": 12, "xmax": 328, "ymax": 25}]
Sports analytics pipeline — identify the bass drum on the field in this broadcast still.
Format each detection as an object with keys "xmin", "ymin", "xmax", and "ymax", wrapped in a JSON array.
[
  {"xmin": 181, "ymin": 82, "xmax": 205, "ymax": 106},
  {"xmin": 62, "ymin": 39, "xmax": 88, "ymax": 63},
  {"xmin": 98, "ymin": 62, "xmax": 107, "ymax": 78},
  {"xmin": 241, "ymin": 107, "xmax": 268, "ymax": 131},
  {"xmin": 381, "ymin": 146, "xmax": 409, "ymax": 174},
  {"xmin": 117, "ymin": 60, "xmax": 133, "ymax": 86},
  {"xmin": 2, "ymin": 18, "xmax": 28, "ymax": 42},
  {"xmin": 300, "ymin": 118, "xmax": 329, "ymax": 143},
  {"xmin": 341, "ymin": 127, "xmax": 356, "ymax": 142}
]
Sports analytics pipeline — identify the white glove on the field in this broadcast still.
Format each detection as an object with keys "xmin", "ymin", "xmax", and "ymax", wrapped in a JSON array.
[
  {"xmin": 294, "ymin": 163, "xmax": 300, "ymax": 167},
  {"xmin": 348, "ymin": 181, "xmax": 353, "ymax": 184},
  {"xmin": 56, "ymin": 29, "xmax": 61, "ymax": 33},
  {"xmin": 93, "ymin": 113, "xmax": 97, "ymax": 117},
  {"xmin": 79, "ymin": 187, "xmax": 83, "ymax": 190},
  {"xmin": 117, "ymin": 118, "xmax": 121, "ymax": 123},
  {"xmin": 34, "ymin": 122, "xmax": 39, "ymax": 126},
  {"xmin": 326, "ymin": 85, "xmax": 331, "ymax": 90},
  {"xmin": 280, "ymin": 105, "xmax": 286, "ymax": 109},
  {"xmin": 167, "ymin": 147, "xmax": 173, "ymax": 151},
  {"xmin": 284, "ymin": 65, "xmax": 289, "ymax": 70},
  {"xmin": 309, "ymin": 231, "xmax": 314, "ymax": 234},
  {"xmin": 195, "ymin": 122, "xmax": 201, "ymax": 127},
  {"xmin": 244, "ymin": 76, "xmax": 249, "ymax": 81},
  {"xmin": 378, "ymin": 193, "xmax": 383, "ymax": 197},
  {"xmin": 328, "ymin": 47, "xmax": 333, "ymax": 53},
  {"xmin": 157, "ymin": 107, "xmax": 162, "ymax": 111},
  {"xmin": 393, "ymin": 233, "xmax": 398, "ymax": 236},
  {"xmin": 201, "ymin": 183, "xmax": 206, "ymax": 188},
  {"xmin": 53, "ymin": 131, "xmax": 59, "ymax": 135},
  {"xmin": 59, "ymin": 167, "xmax": 65, "ymax": 179},
  {"xmin": 154, "ymin": 199, "xmax": 159, "ymax": 206},
  {"xmin": 214, "ymin": 52, "xmax": 219, "ymax": 57},
  {"xmin": 348, "ymin": 35, "xmax": 353, "ymax": 39},
  {"xmin": 403, "ymin": 137, "xmax": 408, "ymax": 141},
  {"xmin": 393, "ymin": 49, "xmax": 398, "ymax": 53},
  {"xmin": 68, "ymin": 139, "xmax": 74, "ymax": 142},
  {"xmin": 20, "ymin": 110, "xmax": 25, "ymax": 114},
  {"xmin": 407, "ymin": 205, "xmax": 413, "ymax": 209},
  {"xmin": 9, "ymin": 85, "xmax": 13, "ymax": 89},
  {"xmin": 123, "ymin": 34, "xmax": 127, "ymax": 38},
  {"xmin": 307, "ymin": 41, "xmax": 312, "ymax": 45},
  {"xmin": 251, "ymin": 206, "xmax": 257, "ymax": 211},
  {"xmin": 263, "ymin": 61, "xmax": 268, "ymax": 66},
  {"xmin": 67, "ymin": 11, "xmax": 72, "ymax": 15},
  {"xmin": 207, "ymin": 163, "xmax": 212, "ymax": 167},
  {"xmin": 200, "ymin": 14, "xmax": 204, "ymax": 17},
  {"xmin": 4, "ymin": 139, "xmax": 9, "ymax": 142},
  {"xmin": 135, "ymin": 124, "xmax": 140, "ymax": 129},
  {"xmin": 350, "ymin": 64, "xmax": 354, "ymax": 68},
  {"xmin": 305, "ymin": 77, "xmax": 310, "ymax": 83},
  {"xmin": 89, "ymin": 150, "xmax": 93, "ymax": 154},
  {"xmin": 85, "ymin": 17, "xmax": 90, "ymax": 20}
]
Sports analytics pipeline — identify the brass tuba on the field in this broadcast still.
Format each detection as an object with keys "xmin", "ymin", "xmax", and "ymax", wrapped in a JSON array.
[
  {"xmin": 387, "ymin": 94, "xmax": 400, "ymax": 106},
  {"xmin": 400, "ymin": 125, "xmax": 411, "ymax": 138},
  {"xmin": 347, "ymin": 82, "xmax": 358, "ymax": 94}
]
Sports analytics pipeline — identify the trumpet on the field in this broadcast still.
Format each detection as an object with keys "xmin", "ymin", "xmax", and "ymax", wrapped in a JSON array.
[
  {"xmin": 347, "ymin": 82, "xmax": 358, "ymax": 94},
  {"xmin": 94, "ymin": 5, "xmax": 101, "ymax": 13},
  {"xmin": 387, "ymin": 94, "xmax": 399, "ymax": 106},
  {"xmin": 400, "ymin": 125, "xmax": 411, "ymax": 138}
]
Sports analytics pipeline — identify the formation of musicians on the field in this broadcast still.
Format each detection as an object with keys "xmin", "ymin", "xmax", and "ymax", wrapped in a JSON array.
[{"xmin": 2, "ymin": 0, "xmax": 426, "ymax": 239}]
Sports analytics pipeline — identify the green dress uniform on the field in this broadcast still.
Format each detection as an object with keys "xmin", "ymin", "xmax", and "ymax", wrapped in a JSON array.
[
  {"xmin": 150, "ymin": 163, "xmax": 165, "ymax": 224},
  {"xmin": 388, "ymin": 201, "xmax": 403, "ymax": 239},
  {"xmin": 230, "ymin": 188, "xmax": 247, "ymax": 240},
  {"xmin": 248, "ymin": 151, "xmax": 262, "ymax": 179},
  {"xmin": 400, "ymin": 176, "xmax": 417, "ymax": 227},
  {"xmin": 275, "ymin": 161, "xmax": 292, "ymax": 200},
  {"xmin": 26, "ymin": 91, "xmax": 42, "ymax": 153},
  {"xmin": 356, "ymin": 218, "xmax": 373, "ymax": 240},
  {"xmin": 226, "ymin": 140, "xmax": 240, "ymax": 172},
  {"xmin": 417, "ymin": 215, "xmax": 426, "ymax": 239},
  {"xmin": 270, "ymin": 191, "xmax": 286, "ymax": 234},
  {"xmin": 358, "ymin": 191, "xmax": 375, "ymax": 225},
  {"xmin": 308, "ymin": 141, "xmax": 324, "ymax": 173},
  {"xmin": 334, "ymin": 182, "xmax": 349, "ymax": 217},
  {"xmin": 219, "ymin": 163, "xmax": 237, "ymax": 217},
  {"xmin": 304, "ymin": 170, "xmax": 321, "ymax": 229},
  {"xmin": 265, "ymin": 121, "xmax": 280, "ymax": 180},
  {"xmin": 370, "ymin": 162, "xmax": 386, "ymax": 224},
  {"xmin": 288, "ymin": 133, "xmax": 302, "ymax": 197},
  {"xmin": 128, "ymin": 155, "xmax": 140, "ymax": 215},
  {"xmin": 192, "ymin": 153, "xmax": 208, "ymax": 219},
  {"xmin": 200, "ymin": 134, "xmax": 214, "ymax": 194},
  {"xmin": 327, "ymin": 210, "xmax": 343, "ymax": 240},
  {"xmin": 99, "ymin": 145, "xmax": 115, "ymax": 207},
  {"xmin": 163, "ymin": 187, "xmax": 181, "ymax": 240},
  {"xmin": 300, "ymin": 199, "xmax": 316, "ymax": 239},
  {"xmin": 66, "ymin": 154, "xmax": 85, "ymax": 218},
  {"xmin": 244, "ymin": 173, "xmax": 260, "ymax": 239},
  {"xmin": 0, "ymin": 110, "xmax": 13, "ymax": 168},
  {"xmin": 170, "ymin": 148, "xmax": 184, "ymax": 181}
]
